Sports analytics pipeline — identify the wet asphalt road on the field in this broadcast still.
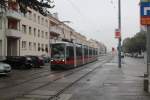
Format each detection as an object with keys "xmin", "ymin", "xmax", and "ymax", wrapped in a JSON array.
[
  {"xmin": 58, "ymin": 57, "xmax": 150, "ymax": 100},
  {"xmin": 0, "ymin": 54, "xmax": 112, "ymax": 100},
  {"xmin": 1, "ymin": 55, "xmax": 148, "ymax": 100}
]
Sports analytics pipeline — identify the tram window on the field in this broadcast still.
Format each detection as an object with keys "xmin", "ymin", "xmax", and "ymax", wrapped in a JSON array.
[
  {"xmin": 51, "ymin": 44, "xmax": 65, "ymax": 59},
  {"xmin": 67, "ymin": 46, "xmax": 74, "ymax": 58},
  {"xmin": 76, "ymin": 47, "xmax": 82, "ymax": 57},
  {"xmin": 93, "ymin": 49, "xmax": 95, "ymax": 56},
  {"xmin": 84, "ymin": 48, "xmax": 88, "ymax": 56},
  {"xmin": 89, "ymin": 48, "xmax": 92, "ymax": 56}
]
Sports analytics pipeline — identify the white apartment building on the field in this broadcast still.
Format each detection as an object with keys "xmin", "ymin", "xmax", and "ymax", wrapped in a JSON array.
[
  {"xmin": 48, "ymin": 14, "xmax": 63, "ymax": 43},
  {"xmin": 0, "ymin": 1, "xmax": 22, "ymax": 57},
  {"xmin": 20, "ymin": 8, "xmax": 49, "ymax": 56},
  {"xmin": 0, "ymin": 1, "xmax": 50, "ymax": 57}
]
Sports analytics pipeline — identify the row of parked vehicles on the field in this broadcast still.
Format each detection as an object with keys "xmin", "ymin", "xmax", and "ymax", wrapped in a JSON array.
[
  {"xmin": 125, "ymin": 52, "xmax": 144, "ymax": 58},
  {"xmin": 0, "ymin": 56, "xmax": 50, "ymax": 75}
]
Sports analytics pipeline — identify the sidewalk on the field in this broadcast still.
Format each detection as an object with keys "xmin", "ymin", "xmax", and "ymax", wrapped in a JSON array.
[
  {"xmin": 64, "ymin": 56, "xmax": 150, "ymax": 100},
  {"xmin": 103, "ymin": 57, "xmax": 150, "ymax": 100}
]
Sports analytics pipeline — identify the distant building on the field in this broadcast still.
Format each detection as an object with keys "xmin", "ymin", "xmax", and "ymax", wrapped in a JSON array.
[{"xmin": 88, "ymin": 39, "xmax": 107, "ymax": 55}]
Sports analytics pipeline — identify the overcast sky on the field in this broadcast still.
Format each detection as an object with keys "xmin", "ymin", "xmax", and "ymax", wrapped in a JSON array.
[{"xmin": 51, "ymin": 0, "xmax": 140, "ymax": 50}]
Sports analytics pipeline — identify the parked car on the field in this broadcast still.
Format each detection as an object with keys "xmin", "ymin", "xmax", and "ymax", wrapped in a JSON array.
[
  {"xmin": 3, "ymin": 56, "xmax": 33, "ymax": 69},
  {"xmin": 25, "ymin": 56, "xmax": 44, "ymax": 68},
  {"xmin": 42, "ymin": 56, "xmax": 51, "ymax": 63},
  {"xmin": 0, "ymin": 62, "xmax": 11, "ymax": 74}
]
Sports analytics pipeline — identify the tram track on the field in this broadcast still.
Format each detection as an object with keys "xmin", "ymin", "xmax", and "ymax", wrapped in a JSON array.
[
  {"xmin": 16, "ymin": 55, "xmax": 113, "ymax": 100},
  {"xmin": 48, "ymin": 56, "xmax": 113, "ymax": 100},
  {"xmin": 0, "ymin": 55, "xmax": 108, "ymax": 90},
  {"xmin": 0, "ymin": 55, "xmax": 111, "ymax": 100}
]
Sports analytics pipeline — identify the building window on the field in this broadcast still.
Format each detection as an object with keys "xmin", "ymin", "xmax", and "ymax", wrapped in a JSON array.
[
  {"xmin": 29, "ymin": 26, "xmax": 32, "ymax": 35},
  {"xmin": 45, "ymin": 32, "xmax": 48, "ymax": 39},
  {"xmin": 45, "ymin": 19, "xmax": 48, "ymax": 27},
  {"xmin": 41, "ymin": 31, "xmax": 44, "ymax": 38},
  {"xmin": 38, "ymin": 43, "xmax": 40, "ymax": 51},
  {"xmin": 22, "ymin": 41, "xmax": 27, "ymax": 50},
  {"xmin": 45, "ymin": 44, "xmax": 48, "ymax": 52},
  {"xmin": 22, "ymin": 25, "xmax": 26, "ymax": 33},
  {"xmin": 29, "ymin": 42, "xmax": 32, "ymax": 50},
  {"xmin": 0, "ymin": 17, "xmax": 2, "ymax": 29},
  {"xmin": 33, "ymin": 13, "xmax": 36, "ymax": 22},
  {"xmin": 0, "ymin": 40, "xmax": 2, "ymax": 56},
  {"xmin": 34, "ymin": 28, "xmax": 36, "ymax": 37},
  {"xmin": 8, "ymin": 19, "xmax": 18, "ymax": 30},
  {"xmin": 38, "ymin": 16, "xmax": 40, "ymax": 24},
  {"xmin": 41, "ymin": 18, "xmax": 44, "ymax": 25},
  {"xmin": 38, "ymin": 29, "xmax": 40, "ymax": 37},
  {"xmin": 28, "ymin": 11, "xmax": 32, "ymax": 20},
  {"xmin": 41, "ymin": 44, "xmax": 44, "ymax": 52},
  {"xmin": 33, "ymin": 43, "xmax": 36, "ymax": 51}
]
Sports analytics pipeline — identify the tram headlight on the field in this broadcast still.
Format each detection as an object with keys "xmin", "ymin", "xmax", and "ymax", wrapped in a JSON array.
[
  {"xmin": 51, "ymin": 59, "xmax": 53, "ymax": 62},
  {"xmin": 62, "ymin": 59, "xmax": 65, "ymax": 62}
]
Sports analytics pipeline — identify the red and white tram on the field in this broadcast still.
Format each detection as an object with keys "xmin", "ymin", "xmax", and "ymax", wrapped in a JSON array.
[{"xmin": 50, "ymin": 42, "xmax": 98, "ymax": 70}]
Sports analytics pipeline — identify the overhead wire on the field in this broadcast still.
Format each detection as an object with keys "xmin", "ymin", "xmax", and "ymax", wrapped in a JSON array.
[{"xmin": 63, "ymin": 0, "xmax": 102, "ymax": 35}]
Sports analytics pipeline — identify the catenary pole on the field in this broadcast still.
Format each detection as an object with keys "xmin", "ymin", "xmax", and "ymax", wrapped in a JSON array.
[{"xmin": 118, "ymin": 0, "xmax": 121, "ymax": 68}]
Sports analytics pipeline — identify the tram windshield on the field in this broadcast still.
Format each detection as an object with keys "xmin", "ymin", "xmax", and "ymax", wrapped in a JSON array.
[{"xmin": 51, "ymin": 44, "xmax": 65, "ymax": 59}]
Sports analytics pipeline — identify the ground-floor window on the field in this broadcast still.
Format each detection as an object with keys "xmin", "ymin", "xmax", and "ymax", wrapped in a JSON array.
[
  {"xmin": 22, "ymin": 41, "xmax": 27, "ymax": 50},
  {"xmin": 29, "ymin": 42, "xmax": 32, "ymax": 50},
  {"xmin": 0, "ymin": 17, "xmax": 2, "ymax": 29},
  {"xmin": 33, "ymin": 43, "xmax": 36, "ymax": 51},
  {"xmin": 0, "ymin": 40, "xmax": 2, "ymax": 56}
]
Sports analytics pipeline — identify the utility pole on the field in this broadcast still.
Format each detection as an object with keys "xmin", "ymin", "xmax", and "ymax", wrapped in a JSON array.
[
  {"xmin": 147, "ymin": 26, "xmax": 150, "ymax": 76},
  {"xmin": 147, "ymin": 0, "xmax": 150, "ymax": 86},
  {"xmin": 145, "ymin": 21, "xmax": 150, "ymax": 92},
  {"xmin": 140, "ymin": 0, "xmax": 150, "ymax": 92},
  {"xmin": 118, "ymin": 0, "xmax": 121, "ymax": 68}
]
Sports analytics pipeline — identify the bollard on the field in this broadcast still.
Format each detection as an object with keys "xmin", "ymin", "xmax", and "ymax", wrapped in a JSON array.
[{"xmin": 144, "ymin": 73, "xmax": 149, "ymax": 92}]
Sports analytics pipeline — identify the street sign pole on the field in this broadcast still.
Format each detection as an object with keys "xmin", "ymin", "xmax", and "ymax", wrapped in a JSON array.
[
  {"xmin": 147, "ymin": 26, "xmax": 150, "ymax": 76},
  {"xmin": 140, "ymin": 0, "xmax": 150, "ymax": 92},
  {"xmin": 118, "ymin": 0, "xmax": 121, "ymax": 68}
]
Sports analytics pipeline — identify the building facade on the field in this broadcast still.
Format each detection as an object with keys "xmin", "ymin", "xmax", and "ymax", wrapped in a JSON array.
[
  {"xmin": 20, "ymin": 8, "xmax": 50, "ymax": 56},
  {"xmin": 0, "ymin": 0, "xmax": 107, "ymax": 58},
  {"xmin": 0, "ymin": 0, "xmax": 50, "ymax": 57},
  {"xmin": 48, "ymin": 14, "xmax": 63, "ymax": 43}
]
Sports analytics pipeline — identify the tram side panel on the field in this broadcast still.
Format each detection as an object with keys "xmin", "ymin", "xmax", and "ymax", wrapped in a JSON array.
[{"xmin": 66, "ymin": 46, "xmax": 75, "ymax": 68}]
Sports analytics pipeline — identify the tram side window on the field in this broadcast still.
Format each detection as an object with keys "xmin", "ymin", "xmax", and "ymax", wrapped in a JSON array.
[
  {"xmin": 89, "ymin": 48, "xmax": 92, "ymax": 56},
  {"xmin": 94, "ymin": 49, "xmax": 96, "ymax": 56},
  {"xmin": 84, "ymin": 48, "xmax": 86, "ymax": 56},
  {"xmin": 76, "ymin": 47, "xmax": 82, "ymax": 57},
  {"xmin": 84, "ymin": 48, "xmax": 88, "ymax": 56},
  {"xmin": 92, "ymin": 49, "xmax": 94, "ymax": 56},
  {"xmin": 67, "ymin": 46, "xmax": 74, "ymax": 58}
]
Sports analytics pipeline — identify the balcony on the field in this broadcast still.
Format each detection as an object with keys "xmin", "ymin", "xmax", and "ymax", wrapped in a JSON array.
[
  {"xmin": 49, "ymin": 26, "xmax": 62, "ymax": 36},
  {"xmin": 6, "ymin": 9, "xmax": 22, "ymax": 20},
  {"xmin": 6, "ymin": 29, "xmax": 23, "ymax": 38}
]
